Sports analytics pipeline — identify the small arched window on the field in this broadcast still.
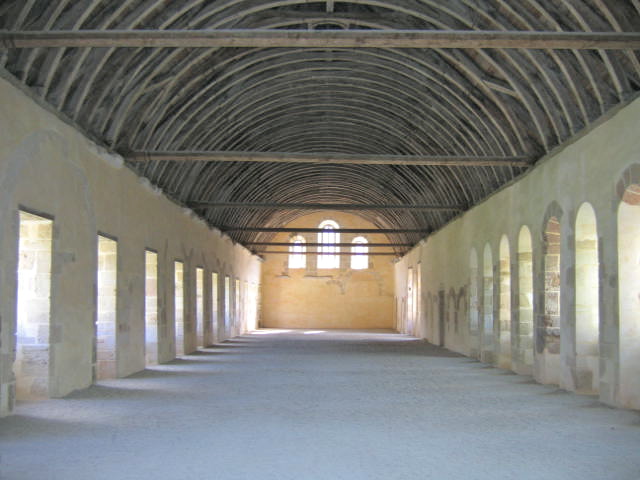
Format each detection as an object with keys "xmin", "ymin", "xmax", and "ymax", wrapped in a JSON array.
[
  {"xmin": 351, "ymin": 236, "xmax": 369, "ymax": 270},
  {"xmin": 318, "ymin": 220, "xmax": 340, "ymax": 269},
  {"xmin": 288, "ymin": 235, "xmax": 306, "ymax": 269}
]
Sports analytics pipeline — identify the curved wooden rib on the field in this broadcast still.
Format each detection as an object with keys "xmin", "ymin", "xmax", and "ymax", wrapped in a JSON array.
[{"xmin": 1, "ymin": 0, "xmax": 638, "ymax": 245}]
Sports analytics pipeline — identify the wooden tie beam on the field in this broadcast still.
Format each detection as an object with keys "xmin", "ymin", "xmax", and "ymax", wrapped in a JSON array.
[
  {"xmin": 191, "ymin": 201, "xmax": 464, "ymax": 211},
  {"xmin": 245, "ymin": 242, "xmax": 412, "ymax": 247},
  {"xmin": 255, "ymin": 251, "xmax": 400, "ymax": 256},
  {"xmin": 133, "ymin": 151, "xmax": 529, "ymax": 167},
  {"xmin": 222, "ymin": 227, "xmax": 429, "ymax": 234},
  {"xmin": 2, "ymin": 29, "xmax": 639, "ymax": 50}
]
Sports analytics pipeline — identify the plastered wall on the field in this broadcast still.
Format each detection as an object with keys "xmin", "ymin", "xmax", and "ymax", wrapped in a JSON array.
[
  {"xmin": 261, "ymin": 211, "xmax": 394, "ymax": 329},
  {"xmin": 0, "ymin": 75, "xmax": 261, "ymax": 417},
  {"xmin": 395, "ymin": 95, "xmax": 640, "ymax": 410}
]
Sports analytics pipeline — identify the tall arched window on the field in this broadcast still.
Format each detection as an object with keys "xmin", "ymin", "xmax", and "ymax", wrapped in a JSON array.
[
  {"xmin": 288, "ymin": 235, "xmax": 306, "ymax": 269},
  {"xmin": 482, "ymin": 243, "xmax": 494, "ymax": 364},
  {"xmin": 543, "ymin": 219, "xmax": 561, "ymax": 346},
  {"xmin": 517, "ymin": 226, "xmax": 534, "ymax": 373},
  {"xmin": 618, "ymin": 180, "xmax": 640, "ymax": 409},
  {"xmin": 351, "ymin": 236, "xmax": 368, "ymax": 269},
  {"xmin": 575, "ymin": 203, "xmax": 599, "ymax": 394},
  {"xmin": 469, "ymin": 248, "xmax": 480, "ymax": 359},
  {"xmin": 318, "ymin": 220, "xmax": 340, "ymax": 268},
  {"xmin": 538, "ymin": 213, "xmax": 562, "ymax": 386},
  {"xmin": 498, "ymin": 235, "xmax": 512, "ymax": 370}
]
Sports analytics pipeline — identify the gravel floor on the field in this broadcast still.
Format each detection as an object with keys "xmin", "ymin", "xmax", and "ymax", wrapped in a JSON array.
[{"xmin": 1, "ymin": 329, "xmax": 639, "ymax": 480}]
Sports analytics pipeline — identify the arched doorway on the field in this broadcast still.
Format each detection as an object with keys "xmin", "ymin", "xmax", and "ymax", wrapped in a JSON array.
[
  {"xmin": 575, "ymin": 203, "xmax": 600, "ymax": 394},
  {"xmin": 482, "ymin": 243, "xmax": 494, "ymax": 364},
  {"xmin": 618, "ymin": 181, "xmax": 640, "ymax": 408},
  {"xmin": 469, "ymin": 248, "xmax": 480, "ymax": 359},
  {"xmin": 516, "ymin": 226, "xmax": 534, "ymax": 374},
  {"xmin": 537, "ymin": 213, "xmax": 562, "ymax": 385},
  {"xmin": 498, "ymin": 236, "xmax": 512, "ymax": 369}
]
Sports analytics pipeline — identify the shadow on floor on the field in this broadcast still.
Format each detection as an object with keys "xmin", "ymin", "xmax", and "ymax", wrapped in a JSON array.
[
  {"xmin": 64, "ymin": 384, "xmax": 172, "ymax": 400},
  {"xmin": 0, "ymin": 414, "xmax": 97, "ymax": 439}
]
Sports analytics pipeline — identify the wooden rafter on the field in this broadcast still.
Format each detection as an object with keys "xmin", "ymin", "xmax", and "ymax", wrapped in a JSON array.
[{"xmin": 2, "ymin": 1, "xmax": 638, "ymax": 247}]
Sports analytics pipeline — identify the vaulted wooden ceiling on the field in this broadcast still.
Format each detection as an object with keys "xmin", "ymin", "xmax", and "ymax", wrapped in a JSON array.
[{"xmin": 1, "ymin": 1, "xmax": 639, "ymax": 251}]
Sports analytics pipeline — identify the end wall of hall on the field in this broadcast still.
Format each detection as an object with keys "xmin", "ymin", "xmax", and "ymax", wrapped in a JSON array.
[{"xmin": 261, "ymin": 211, "xmax": 395, "ymax": 330}]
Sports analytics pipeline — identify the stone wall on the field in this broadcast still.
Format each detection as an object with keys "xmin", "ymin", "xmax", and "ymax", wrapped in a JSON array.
[
  {"xmin": 0, "ymin": 76, "xmax": 261, "ymax": 417},
  {"xmin": 395, "ymin": 95, "xmax": 640, "ymax": 410},
  {"xmin": 261, "ymin": 211, "xmax": 395, "ymax": 330}
]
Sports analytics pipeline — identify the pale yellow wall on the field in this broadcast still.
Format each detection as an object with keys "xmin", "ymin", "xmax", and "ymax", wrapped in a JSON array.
[
  {"xmin": 261, "ymin": 212, "xmax": 394, "ymax": 329},
  {"xmin": 0, "ymin": 75, "xmax": 261, "ymax": 416},
  {"xmin": 395, "ymin": 96, "xmax": 640, "ymax": 410}
]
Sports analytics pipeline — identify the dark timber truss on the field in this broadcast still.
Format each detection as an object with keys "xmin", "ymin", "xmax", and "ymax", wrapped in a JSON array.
[
  {"xmin": 129, "ymin": 151, "xmax": 532, "ymax": 167},
  {"xmin": 3, "ymin": 29, "xmax": 639, "ymax": 49},
  {"xmin": 245, "ymin": 243, "xmax": 412, "ymax": 247},
  {"xmin": 1, "ymin": 1, "xmax": 639, "ymax": 247}
]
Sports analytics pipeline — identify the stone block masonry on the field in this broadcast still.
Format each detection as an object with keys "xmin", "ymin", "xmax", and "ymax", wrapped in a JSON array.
[
  {"xmin": 395, "ymin": 95, "xmax": 640, "ymax": 410},
  {"xmin": 0, "ymin": 77, "xmax": 261, "ymax": 417}
]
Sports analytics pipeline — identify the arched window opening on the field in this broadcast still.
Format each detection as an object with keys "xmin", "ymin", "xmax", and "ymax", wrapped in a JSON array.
[
  {"xmin": 15, "ymin": 211, "xmax": 53, "ymax": 400},
  {"xmin": 538, "ymin": 216, "xmax": 562, "ymax": 385},
  {"xmin": 196, "ymin": 267, "xmax": 204, "ymax": 348},
  {"xmin": 288, "ymin": 235, "xmax": 306, "ymax": 269},
  {"xmin": 447, "ymin": 293, "xmax": 457, "ymax": 348},
  {"xmin": 96, "ymin": 235, "xmax": 117, "ymax": 380},
  {"xmin": 234, "ymin": 278, "xmax": 241, "ymax": 337},
  {"xmin": 516, "ymin": 226, "xmax": 534, "ymax": 373},
  {"xmin": 426, "ymin": 293, "xmax": 435, "ymax": 344},
  {"xmin": 498, "ymin": 236, "xmax": 512, "ymax": 370},
  {"xmin": 145, "ymin": 250, "xmax": 158, "ymax": 366},
  {"xmin": 482, "ymin": 243, "xmax": 494, "ymax": 364},
  {"xmin": 438, "ymin": 289, "xmax": 446, "ymax": 347},
  {"xmin": 407, "ymin": 267, "xmax": 414, "ymax": 335},
  {"xmin": 618, "ymin": 183, "xmax": 640, "ymax": 409},
  {"xmin": 174, "ymin": 261, "xmax": 185, "ymax": 356},
  {"xmin": 223, "ymin": 276, "xmax": 231, "ymax": 339},
  {"xmin": 351, "ymin": 236, "xmax": 368, "ymax": 270},
  {"xmin": 317, "ymin": 220, "xmax": 340, "ymax": 269},
  {"xmin": 211, "ymin": 272, "xmax": 219, "ymax": 342},
  {"xmin": 575, "ymin": 203, "xmax": 599, "ymax": 394},
  {"xmin": 469, "ymin": 249, "xmax": 480, "ymax": 359},
  {"xmin": 416, "ymin": 262, "xmax": 422, "ymax": 337}
]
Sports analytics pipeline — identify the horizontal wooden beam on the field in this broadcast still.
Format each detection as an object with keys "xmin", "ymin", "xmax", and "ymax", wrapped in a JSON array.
[
  {"xmin": 255, "ymin": 251, "xmax": 399, "ymax": 256},
  {"xmin": 130, "ymin": 151, "xmax": 530, "ymax": 167},
  {"xmin": 246, "ymin": 242, "xmax": 412, "ymax": 247},
  {"xmin": 1, "ymin": 29, "xmax": 639, "ymax": 50},
  {"xmin": 190, "ymin": 201, "xmax": 463, "ymax": 211},
  {"xmin": 222, "ymin": 227, "xmax": 429, "ymax": 234}
]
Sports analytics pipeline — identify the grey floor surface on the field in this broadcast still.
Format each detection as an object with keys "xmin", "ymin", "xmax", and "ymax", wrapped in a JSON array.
[{"xmin": 1, "ymin": 330, "xmax": 639, "ymax": 480}]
